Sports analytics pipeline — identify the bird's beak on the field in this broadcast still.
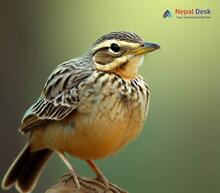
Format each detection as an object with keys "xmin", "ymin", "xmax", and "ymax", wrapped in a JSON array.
[{"xmin": 131, "ymin": 42, "xmax": 160, "ymax": 56}]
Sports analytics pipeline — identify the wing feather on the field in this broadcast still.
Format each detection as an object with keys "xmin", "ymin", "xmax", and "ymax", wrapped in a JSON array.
[{"xmin": 20, "ymin": 59, "xmax": 93, "ymax": 133}]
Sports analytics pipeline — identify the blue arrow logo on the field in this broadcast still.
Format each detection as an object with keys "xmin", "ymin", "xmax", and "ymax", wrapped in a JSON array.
[{"xmin": 163, "ymin": 10, "xmax": 172, "ymax": 18}]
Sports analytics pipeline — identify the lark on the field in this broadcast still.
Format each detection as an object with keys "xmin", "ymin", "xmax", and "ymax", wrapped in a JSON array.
[{"xmin": 2, "ymin": 31, "xmax": 160, "ymax": 193}]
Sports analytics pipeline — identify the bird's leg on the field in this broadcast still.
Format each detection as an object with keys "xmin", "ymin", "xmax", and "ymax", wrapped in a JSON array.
[
  {"xmin": 56, "ymin": 151, "xmax": 80, "ymax": 189},
  {"xmin": 86, "ymin": 160, "xmax": 129, "ymax": 193},
  {"xmin": 86, "ymin": 159, "xmax": 108, "ymax": 185}
]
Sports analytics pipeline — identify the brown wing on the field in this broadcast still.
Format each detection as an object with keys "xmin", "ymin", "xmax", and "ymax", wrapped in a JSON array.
[{"xmin": 20, "ymin": 59, "xmax": 93, "ymax": 133}]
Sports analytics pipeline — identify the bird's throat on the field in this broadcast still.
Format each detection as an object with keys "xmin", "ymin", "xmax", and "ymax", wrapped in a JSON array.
[{"xmin": 113, "ymin": 55, "xmax": 144, "ymax": 80}]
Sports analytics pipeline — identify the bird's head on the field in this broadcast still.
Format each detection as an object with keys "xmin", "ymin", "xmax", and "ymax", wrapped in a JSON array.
[{"xmin": 90, "ymin": 31, "xmax": 160, "ymax": 79}]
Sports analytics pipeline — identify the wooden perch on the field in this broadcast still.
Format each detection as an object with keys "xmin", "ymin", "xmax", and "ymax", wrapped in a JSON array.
[{"xmin": 46, "ymin": 173, "xmax": 129, "ymax": 193}]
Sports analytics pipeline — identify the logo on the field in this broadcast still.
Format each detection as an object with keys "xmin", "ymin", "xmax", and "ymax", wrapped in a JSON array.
[
  {"xmin": 163, "ymin": 10, "xmax": 172, "ymax": 18},
  {"xmin": 163, "ymin": 8, "xmax": 212, "ymax": 19}
]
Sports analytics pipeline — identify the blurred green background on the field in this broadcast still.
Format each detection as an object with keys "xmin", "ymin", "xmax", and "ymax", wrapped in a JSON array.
[{"xmin": 0, "ymin": 1, "xmax": 219, "ymax": 193}]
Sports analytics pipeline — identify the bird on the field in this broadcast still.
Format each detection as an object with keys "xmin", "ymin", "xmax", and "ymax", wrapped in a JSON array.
[{"xmin": 1, "ymin": 31, "xmax": 160, "ymax": 193}]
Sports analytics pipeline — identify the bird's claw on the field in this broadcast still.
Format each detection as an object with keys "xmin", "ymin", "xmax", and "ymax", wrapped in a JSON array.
[
  {"xmin": 61, "ymin": 174, "xmax": 128, "ymax": 193},
  {"xmin": 61, "ymin": 172, "xmax": 80, "ymax": 189}
]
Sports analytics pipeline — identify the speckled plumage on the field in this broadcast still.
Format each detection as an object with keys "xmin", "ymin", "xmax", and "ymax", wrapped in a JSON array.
[{"xmin": 30, "ymin": 70, "xmax": 149, "ymax": 159}]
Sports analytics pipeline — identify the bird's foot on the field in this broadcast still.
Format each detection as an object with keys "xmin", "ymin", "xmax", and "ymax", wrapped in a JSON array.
[
  {"xmin": 80, "ymin": 175, "xmax": 128, "ymax": 193},
  {"xmin": 96, "ymin": 174, "xmax": 109, "ymax": 186},
  {"xmin": 61, "ymin": 172, "xmax": 80, "ymax": 189},
  {"xmin": 106, "ymin": 181, "xmax": 129, "ymax": 193},
  {"xmin": 61, "ymin": 174, "xmax": 128, "ymax": 193}
]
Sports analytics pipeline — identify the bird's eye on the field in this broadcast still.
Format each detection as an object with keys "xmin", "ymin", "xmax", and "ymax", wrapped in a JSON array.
[{"xmin": 110, "ymin": 43, "xmax": 120, "ymax": 53}]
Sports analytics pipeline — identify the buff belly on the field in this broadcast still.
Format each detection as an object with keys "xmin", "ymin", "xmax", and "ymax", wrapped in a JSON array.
[
  {"xmin": 39, "ymin": 95, "xmax": 145, "ymax": 160},
  {"xmin": 31, "ymin": 76, "xmax": 148, "ymax": 160}
]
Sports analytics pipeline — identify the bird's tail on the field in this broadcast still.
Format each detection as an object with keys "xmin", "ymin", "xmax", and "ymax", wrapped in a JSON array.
[{"xmin": 1, "ymin": 143, "xmax": 52, "ymax": 193}]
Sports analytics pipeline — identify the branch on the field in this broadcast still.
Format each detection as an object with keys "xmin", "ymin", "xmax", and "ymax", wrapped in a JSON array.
[{"xmin": 45, "ymin": 173, "xmax": 129, "ymax": 193}]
